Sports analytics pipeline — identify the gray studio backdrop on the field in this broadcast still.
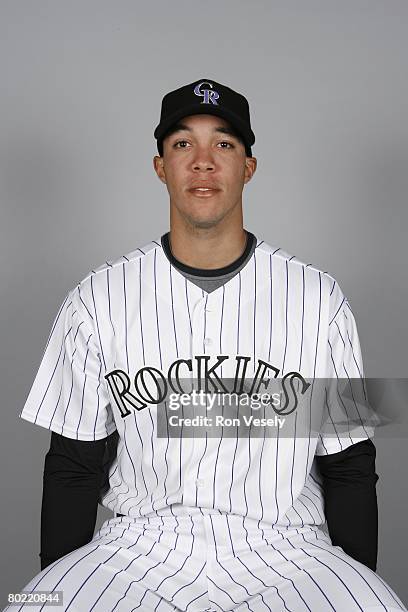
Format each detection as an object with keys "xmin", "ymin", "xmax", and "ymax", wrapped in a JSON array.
[{"xmin": 1, "ymin": 0, "xmax": 407, "ymax": 608}]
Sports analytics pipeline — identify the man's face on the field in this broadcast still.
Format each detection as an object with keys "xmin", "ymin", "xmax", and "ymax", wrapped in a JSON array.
[{"xmin": 153, "ymin": 114, "xmax": 257, "ymax": 230}]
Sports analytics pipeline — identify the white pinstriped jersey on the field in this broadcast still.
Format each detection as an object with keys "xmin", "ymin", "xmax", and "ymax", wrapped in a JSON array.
[{"xmin": 20, "ymin": 237, "xmax": 374, "ymax": 526}]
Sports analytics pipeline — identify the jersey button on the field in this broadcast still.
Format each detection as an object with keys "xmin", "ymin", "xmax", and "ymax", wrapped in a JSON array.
[
  {"xmin": 195, "ymin": 478, "xmax": 205, "ymax": 487},
  {"xmin": 203, "ymin": 338, "xmax": 213, "ymax": 346}
]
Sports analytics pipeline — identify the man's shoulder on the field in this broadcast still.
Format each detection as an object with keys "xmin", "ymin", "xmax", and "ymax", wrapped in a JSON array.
[
  {"xmin": 256, "ymin": 239, "xmax": 348, "ymax": 319},
  {"xmin": 76, "ymin": 238, "xmax": 162, "ymax": 288},
  {"xmin": 256, "ymin": 239, "xmax": 337, "ymax": 284}
]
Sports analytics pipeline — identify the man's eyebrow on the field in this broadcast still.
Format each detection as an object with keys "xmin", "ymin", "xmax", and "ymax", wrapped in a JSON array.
[
  {"xmin": 215, "ymin": 126, "xmax": 239, "ymax": 138},
  {"xmin": 169, "ymin": 123, "xmax": 240, "ymax": 139}
]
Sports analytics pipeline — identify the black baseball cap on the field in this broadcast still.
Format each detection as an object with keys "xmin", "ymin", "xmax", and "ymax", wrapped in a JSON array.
[{"xmin": 154, "ymin": 78, "xmax": 255, "ymax": 157}]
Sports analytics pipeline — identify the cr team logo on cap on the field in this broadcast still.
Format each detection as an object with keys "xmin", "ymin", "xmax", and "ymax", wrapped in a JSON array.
[{"xmin": 193, "ymin": 81, "xmax": 219, "ymax": 105}]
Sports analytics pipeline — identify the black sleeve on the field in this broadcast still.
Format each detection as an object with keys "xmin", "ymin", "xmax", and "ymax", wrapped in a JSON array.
[
  {"xmin": 315, "ymin": 438, "xmax": 379, "ymax": 572},
  {"xmin": 40, "ymin": 431, "xmax": 116, "ymax": 570}
]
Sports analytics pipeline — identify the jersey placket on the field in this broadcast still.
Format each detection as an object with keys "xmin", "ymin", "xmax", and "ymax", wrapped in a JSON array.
[{"xmin": 181, "ymin": 290, "xmax": 220, "ymax": 508}]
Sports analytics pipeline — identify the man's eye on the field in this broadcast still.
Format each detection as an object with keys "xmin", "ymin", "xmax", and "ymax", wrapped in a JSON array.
[{"xmin": 173, "ymin": 140, "xmax": 234, "ymax": 149}]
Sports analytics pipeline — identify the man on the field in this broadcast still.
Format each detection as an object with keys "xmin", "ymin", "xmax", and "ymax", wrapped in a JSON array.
[{"xmin": 6, "ymin": 79, "xmax": 406, "ymax": 611}]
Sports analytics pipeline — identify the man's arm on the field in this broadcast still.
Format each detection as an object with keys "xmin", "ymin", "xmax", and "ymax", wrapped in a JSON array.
[
  {"xmin": 40, "ymin": 432, "xmax": 108, "ymax": 570},
  {"xmin": 316, "ymin": 438, "xmax": 378, "ymax": 572}
]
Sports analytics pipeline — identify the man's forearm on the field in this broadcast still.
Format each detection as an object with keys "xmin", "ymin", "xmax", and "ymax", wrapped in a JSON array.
[
  {"xmin": 316, "ymin": 438, "xmax": 379, "ymax": 571},
  {"xmin": 40, "ymin": 433, "xmax": 107, "ymax": 570},
  {"xmin": 40, "ymin": 464, "xmax": 100, "ymax": 569}
]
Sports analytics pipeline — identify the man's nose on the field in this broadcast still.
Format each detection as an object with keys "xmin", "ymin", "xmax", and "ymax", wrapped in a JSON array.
[{"xmin": 191, "ymin": 147, "xmax": 216, "ymax": 171}]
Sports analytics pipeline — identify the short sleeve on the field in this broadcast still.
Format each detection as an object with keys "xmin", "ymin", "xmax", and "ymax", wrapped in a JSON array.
[
  {"xmin": 19, "ymin": 285, "xmax": 117, "ymax": 441},
  {"xmin": 315, "ymin": 293, "xmax": 376, "ymax": 456}
]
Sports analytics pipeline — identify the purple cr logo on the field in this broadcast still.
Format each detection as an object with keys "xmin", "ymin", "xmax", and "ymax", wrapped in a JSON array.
[{"xmin": 193, "ymin": 81, "xmax": 220, "ymax": 105}]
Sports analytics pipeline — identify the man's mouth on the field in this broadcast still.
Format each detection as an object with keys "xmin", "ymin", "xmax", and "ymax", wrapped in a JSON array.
[{"xmin": 188, "ymin": 187, "xmax": 220, "ymax": 197}]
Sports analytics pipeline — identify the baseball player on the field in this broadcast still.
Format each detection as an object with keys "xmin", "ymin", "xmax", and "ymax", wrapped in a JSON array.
[{"xmin": 5, "ymin": 79, "xmax": 407, "ymax": 611}]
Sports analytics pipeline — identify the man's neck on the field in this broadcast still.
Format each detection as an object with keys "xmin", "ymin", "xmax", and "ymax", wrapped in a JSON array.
[{"xmin": 167, "ymin": 227, "xmax": 248, "ymax": 270}]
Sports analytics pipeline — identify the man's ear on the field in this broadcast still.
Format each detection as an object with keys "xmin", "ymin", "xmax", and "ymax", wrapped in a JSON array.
[
  {"xmin": 244, "ymin": 157, "xmax": 257, "ymax": 184},
  {"xmin": 153, "ymin": 155, "xmax": 167, "ymax": 184}
]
